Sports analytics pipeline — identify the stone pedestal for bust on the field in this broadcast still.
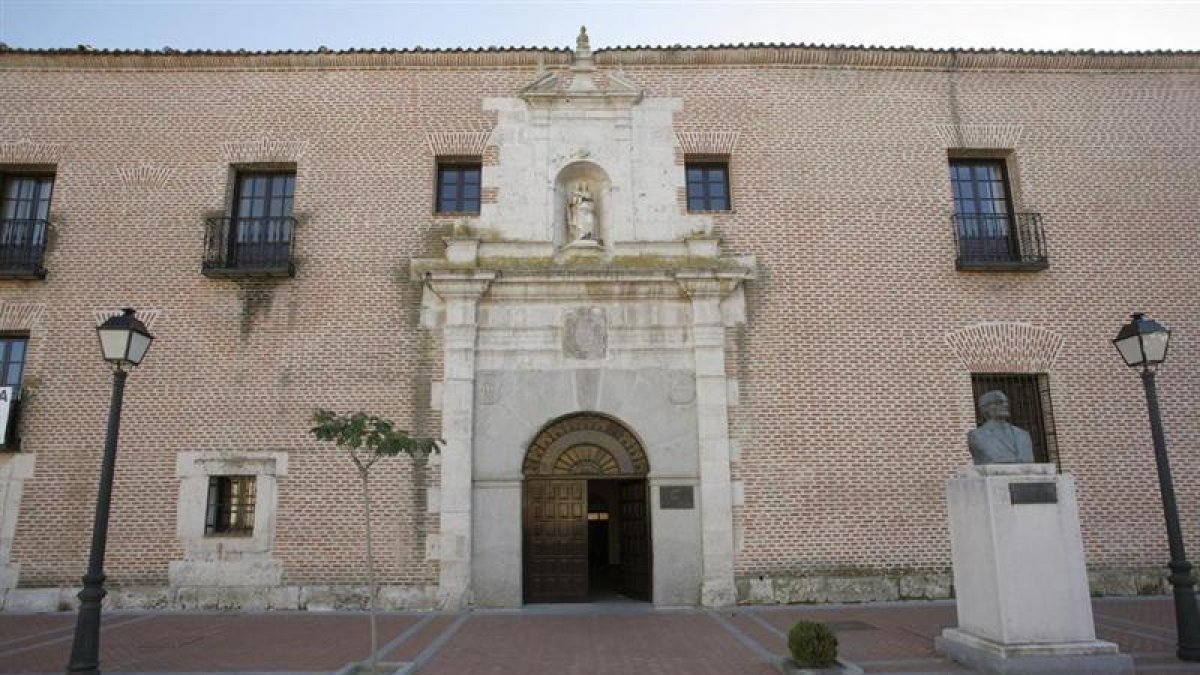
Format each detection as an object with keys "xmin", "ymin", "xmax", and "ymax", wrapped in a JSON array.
[{"xmin": 935, "ymin": 464, "xmax": 1133, "ymax": 674}]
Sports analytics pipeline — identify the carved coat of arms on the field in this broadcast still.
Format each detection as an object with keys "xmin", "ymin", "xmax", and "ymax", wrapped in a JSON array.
[{"xmin": 563, "ymin": 307, "xmax": 607, "ymax": 360}]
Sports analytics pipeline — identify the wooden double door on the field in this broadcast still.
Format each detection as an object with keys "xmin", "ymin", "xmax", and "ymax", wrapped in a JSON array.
[{"xmin": 523, "ymin": 478, "xmax": 650, "ymax": 603}]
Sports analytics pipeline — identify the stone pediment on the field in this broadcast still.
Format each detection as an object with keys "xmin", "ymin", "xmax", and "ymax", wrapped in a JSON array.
[{"xmin": 519, "ymin": 27, "xmax": 642, "ymax": 108}]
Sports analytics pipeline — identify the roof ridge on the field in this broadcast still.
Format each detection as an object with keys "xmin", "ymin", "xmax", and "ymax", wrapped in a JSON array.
[{"xmin": 0, "ymin": 41, "xmax": 1196, "ymax": 57}]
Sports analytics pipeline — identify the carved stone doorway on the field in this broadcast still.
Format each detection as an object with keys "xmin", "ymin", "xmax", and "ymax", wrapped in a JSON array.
[{"xmin": 522, "ymin": 413, "xmax": 651, "ymax": 603}]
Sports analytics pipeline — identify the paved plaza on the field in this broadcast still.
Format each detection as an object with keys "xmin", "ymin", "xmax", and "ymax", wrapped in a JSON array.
[{"xmin": 1, "ymin": 597, "xmax": 1198, "ymax": 674}]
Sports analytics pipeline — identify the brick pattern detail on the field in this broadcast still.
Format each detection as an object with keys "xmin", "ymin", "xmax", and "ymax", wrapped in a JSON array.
[
  {"xmin": 0, "ymin": 303, "xmax": 46, "ymax": 332},
  {"xmin": 427, "ymin": 132, "xmax": 492, "ymax": 157},
  {"xmin": 218, "ymin": 139, "xmax": 309, "ymax": 163},
  {"xmin": 116, "ymin": 166, "xmax": 175, "ymax": 189},
  {"xmin": 944, "ymin": 322, "xmax": 1064, "ymax": 373},
  {"xmin": 932, "ymin": 123, "xmax": 1024, "ymax": 149},
  {"xmin": 676, "ymin": 131, "xmax": 740, "ymax": 155},
  {"xmin": 93, "ymin": 308, "xmax": 163, "ymax": 330},
  {"xmin": 0, "ymin": 140, "xmax": 64, "ymax": 164}
]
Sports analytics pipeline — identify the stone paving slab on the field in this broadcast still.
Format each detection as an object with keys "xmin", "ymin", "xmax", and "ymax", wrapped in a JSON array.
[{"xmin": 1, "ymin": 597, "xmax": 1199, "ymax": 673}]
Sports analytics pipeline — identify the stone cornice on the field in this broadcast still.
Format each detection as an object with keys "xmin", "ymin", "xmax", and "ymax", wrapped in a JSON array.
[{"xmin": 3, "ymin": 45, "xmax": 1198, "ymax": 73}]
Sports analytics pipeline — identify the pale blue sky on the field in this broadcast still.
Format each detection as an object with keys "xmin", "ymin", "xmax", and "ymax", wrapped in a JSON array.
[{"xmin": 0, "ymin": 1, "xmax": 1196, "ymax": 53}]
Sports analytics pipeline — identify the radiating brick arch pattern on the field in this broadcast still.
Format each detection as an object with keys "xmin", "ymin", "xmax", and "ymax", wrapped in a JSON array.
[
  {"xmin": 0, "ymin": 304, "xmax": 46, "ymax": 333},
  {"xmin": 0, "ymin": 141, "xmax": 65, "ymax": 164},
  {"xmin": 945, "ymin": 322, "xmax": 1064, "ymax": 373},
  {"xmin": 523, "ymin": 413, "xmax": 649, "ymax": 478}
]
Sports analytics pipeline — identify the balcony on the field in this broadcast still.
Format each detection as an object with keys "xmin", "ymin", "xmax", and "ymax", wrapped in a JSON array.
[
  {"xmin": 953, "ymin": 212, "xmax": 1048, "ymax": 272},
  {"xmin": 202, "ymin": 217, "xmax": 296, "ymax": 278},
  {"xmin": 0, "ymin": 220, "xmax": 48, "ymax": 279}
]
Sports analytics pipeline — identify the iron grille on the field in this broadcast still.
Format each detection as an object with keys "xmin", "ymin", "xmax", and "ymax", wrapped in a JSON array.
[
  {"xmin": 971, "ymin": 373, "xmax": 1058, "ymax": 465},
  {"xmin": 202, "ymin": 216, "xmax": 295, "ymax": 277},
  {"xmin": 953, "ymin": 212, "xmax": 1048, "ymax": 270},
  {"xmin": 0, "ymin": 219, "xmax": 48, "ymax": 279},
  {"xmin": 205, "ymin": 475, "xmax": 257, "ymax": 535}
]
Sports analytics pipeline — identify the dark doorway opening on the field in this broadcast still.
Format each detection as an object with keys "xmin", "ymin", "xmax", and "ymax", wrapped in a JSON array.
[
  {"xmin": 521, "ymin": 413, "xmax": 652, "ymax": 604},
  {"xmin": 523, "ymin": 477, "xmax": 651, "ymax": 603}
]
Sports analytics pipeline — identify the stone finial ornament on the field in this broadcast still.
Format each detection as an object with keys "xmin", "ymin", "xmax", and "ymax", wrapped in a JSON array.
[{"xmin": 967, "ymin": 390, "xmax": 1035, "ymax": 464}]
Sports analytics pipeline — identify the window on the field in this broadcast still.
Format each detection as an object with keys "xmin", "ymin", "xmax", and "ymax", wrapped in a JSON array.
[
  {"xmin": 0, "ymin": 174, "xmax": 53, "ymax": 277},
  {"xmin": 686, "ymin": 161, "xmax": 730, "ymax": 212},
  {"xmin": 0, "ymin": 335, "xmax": 27, "ymax": 448},
  {"xmin": 949, "ymin": 158, "xmax": 1046, "ymax": 269},
  {"xmin": 1, "ymin": 175, "xmax": 53, "ymax": 222},
  {"xmin": 971, "ymin": 373, "xmax": 1057, "ymax": 464},
  {"xmin": 205, "ymin": 475, "xmax": 257, "ymax": 535},
  {"xmin": 436, "ymin": 162, "xmax": 481, "ymax": 214},
  {"xmin": 0, "ymin": 336, "xmax": 27, "ymax": 390},
  {"xmin": 232, "ymin": 171, "xmax": 294, "ymax": 262}
]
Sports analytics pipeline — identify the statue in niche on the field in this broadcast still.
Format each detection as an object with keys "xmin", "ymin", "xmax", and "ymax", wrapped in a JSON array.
[
  {"xmin": 566, "ymin": 182, "xmax": 597, "ymax": 243},
  {"xmin": 967, "ymin": 390, "xmax": 1035, "ymax": 464}
]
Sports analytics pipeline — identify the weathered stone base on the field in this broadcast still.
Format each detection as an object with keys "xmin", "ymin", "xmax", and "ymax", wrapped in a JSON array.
[
  {"xmin": 736, "ymin": 566, "xmax": 1172, "ymax": 605},
  {"xmin": 736, "ymin": 570, "xmax": 954, "ymax": 604},
  {"xmin": 936, "ymin": 628, "xmax": 1133, "ymax": 675},
  {"xmin": 0, "ymin": 584, "xmax": 439, "ymax": 612}
]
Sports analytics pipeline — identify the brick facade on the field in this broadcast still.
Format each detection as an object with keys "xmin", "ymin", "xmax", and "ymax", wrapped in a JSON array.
[{"xmin": 0, "ymin": 42, "xmax": 1197, "ymax": 607}]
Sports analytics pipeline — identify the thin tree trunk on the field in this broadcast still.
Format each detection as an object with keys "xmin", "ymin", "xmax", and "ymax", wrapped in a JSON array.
[{"xmin": 360, "ymin": 467, "xmax": 379, "ymax": 673}]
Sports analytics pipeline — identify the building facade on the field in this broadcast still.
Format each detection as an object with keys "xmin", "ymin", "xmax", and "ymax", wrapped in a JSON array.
[{"xmin": 0, "ymin": 31, "xmax": 1197, "ymax": 610}]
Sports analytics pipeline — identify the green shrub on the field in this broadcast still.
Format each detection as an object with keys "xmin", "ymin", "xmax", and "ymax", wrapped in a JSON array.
[{"xmin": 787, "ymin": 620, "xmax": 838, "ymax": 667}]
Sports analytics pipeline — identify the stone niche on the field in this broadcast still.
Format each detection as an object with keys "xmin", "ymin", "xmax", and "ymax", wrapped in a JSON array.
[{"xmin": 556, "ymin": 161, "xmax": 610, "ymax": 248}]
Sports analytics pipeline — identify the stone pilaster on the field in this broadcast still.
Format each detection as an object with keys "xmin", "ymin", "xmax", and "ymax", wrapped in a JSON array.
[
  {"xmin": 678, "ymin": 273, "xmax": 742, "ymax": 607},
  {"xmin": 426, "ymin": 271, "xmax": 493, "ymax": 609}
]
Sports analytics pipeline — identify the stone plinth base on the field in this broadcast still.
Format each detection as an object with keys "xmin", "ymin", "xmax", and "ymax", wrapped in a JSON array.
[{"xmin": 936, "ymin": 628, "xmax": 1133, "ymax": 674}]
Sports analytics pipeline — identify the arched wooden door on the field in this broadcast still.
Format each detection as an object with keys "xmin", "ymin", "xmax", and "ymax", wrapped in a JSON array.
[{"xmin": 522, "ymin": 413, "xmax": 651, "ymax": 603}]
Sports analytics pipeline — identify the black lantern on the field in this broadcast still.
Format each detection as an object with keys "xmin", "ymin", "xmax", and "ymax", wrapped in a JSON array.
[
  {"xmin": 1113, "ymin": 312, "xmax": 1170, "ymax": 369},
  {"xmin": 96, "ymin": 308, "xmax": 154, "ymax": 367},
  {"xmin": 1113, "ymin": 312, "xmax": 1200, "ymax": 662}
]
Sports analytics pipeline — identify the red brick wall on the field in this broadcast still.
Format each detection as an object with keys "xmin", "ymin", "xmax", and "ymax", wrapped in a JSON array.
[{"xmin": 1, "ymin": 49, "xmax": 1197, "ymax": 589}]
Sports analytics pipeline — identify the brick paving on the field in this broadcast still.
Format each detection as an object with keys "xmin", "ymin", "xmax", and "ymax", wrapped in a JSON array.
[{"xmin": 1, "ymin": 597, "xmax": 1199, "ymax": 673}]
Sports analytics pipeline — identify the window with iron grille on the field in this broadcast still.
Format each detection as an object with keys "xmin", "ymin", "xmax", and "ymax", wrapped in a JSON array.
[
  {"xmin": 685, "ymin": 161, "xmax": 730, "ymax": 212},
  {"xmin": 205, "ymin": 475, "xmax": 257, "ymax": 535},
  {"xmin": 436, "ymin": 162, "xmax": 481, "ymax": 214},
  {"xmin": 950, "ymin": 159, "xmax": 1017, "ymax": 260},
  {"xmin": 233, "ymin": 171, "xmax": 294, "ymax": 249},
  {"xmin": 971, "ymin": 373, "xmax": 1058, "ymax": 465},
  {"xmin": 0, "ymin": 174, "xmax": 53, "ymax": 275}
]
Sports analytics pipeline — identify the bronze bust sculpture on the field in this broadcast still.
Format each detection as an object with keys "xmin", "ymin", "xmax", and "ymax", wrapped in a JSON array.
[{"xmin": 968, "ymin": 390, "xmax": 1035, "ymax": 464}]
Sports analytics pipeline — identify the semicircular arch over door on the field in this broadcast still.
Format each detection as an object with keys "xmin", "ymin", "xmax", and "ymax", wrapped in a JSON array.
[{"xmin": 522, "ymin": 413, "xmax": 651, "ymax": 603}]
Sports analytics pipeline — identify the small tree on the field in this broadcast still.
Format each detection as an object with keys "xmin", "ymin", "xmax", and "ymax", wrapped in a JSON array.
[{"xmin": 311, "ymin": 410, "xmax": 440, "ymax": 674}]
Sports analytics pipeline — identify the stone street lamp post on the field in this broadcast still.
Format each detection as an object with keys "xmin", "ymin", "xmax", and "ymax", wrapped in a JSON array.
[
  {"xmin": 66, "ymin": 308, "xmax": 154, "ymax": 674},
  {"xmin": 1112, "ymin": 312, "xmax": 1200, "ymax": 661}
]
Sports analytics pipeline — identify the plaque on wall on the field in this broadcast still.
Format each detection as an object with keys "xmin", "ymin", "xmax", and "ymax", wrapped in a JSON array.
[
  {"xmin": 1009, "ymin": 482, "xmax": 1057, "ymax": 505},
  {"xmin": 660, "ymin": 485, "xmax": 694, "ymax": 509}
]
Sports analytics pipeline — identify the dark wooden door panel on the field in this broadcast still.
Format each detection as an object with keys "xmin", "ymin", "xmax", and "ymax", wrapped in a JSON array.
[
  {"xmin": 618, "ymin": 479, "xmax": 651, "ymax": 600},
  {"xmin": 524, "ymin": 479, "xmax": 587, "ymax": 602}
]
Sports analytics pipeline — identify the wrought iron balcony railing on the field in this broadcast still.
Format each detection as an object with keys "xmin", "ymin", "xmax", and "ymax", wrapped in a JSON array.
[
  {"xmin": 953, "ymin": 212, "xmax": 1048, "ymax": 271},
  {"xmin": 202, "ymin": 216, "xmax": 296, "ymax": 278},
  {"xmin": 0, "ymin": 219, "xmax": 48, "ymax": 279}
]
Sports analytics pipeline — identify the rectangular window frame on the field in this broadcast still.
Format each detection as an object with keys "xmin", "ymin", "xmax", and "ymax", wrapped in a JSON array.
[
  {"xmin": 0, "ymin": 333, "xmax": 28, "ymax": 449},
  {"xmin": 685, "ymin": 159, "xmax": 731, "ymax": 213},
  {"xmin": 204, "ymin": 475, "xmax": 258, "ymax": 537},
  {"xmin": 435, "ymin": 160, "xmax": 482, "ymax": 215},
  {"xmin": 970, "ymin": 372, "xmax": 1059, "ymax": 467}
]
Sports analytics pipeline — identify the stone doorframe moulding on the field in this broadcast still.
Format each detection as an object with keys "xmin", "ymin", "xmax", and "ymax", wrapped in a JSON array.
[
  {"xmin": 0, "ymin": 453, "xmax": 35, "ymax": 591},
  {"xmin": 424, "ymin": 270, "xmax": 495, "ymax": 610},
  {"xmin": 170, "ymin": 450, "xmax": 288, "ymax": 589}
]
